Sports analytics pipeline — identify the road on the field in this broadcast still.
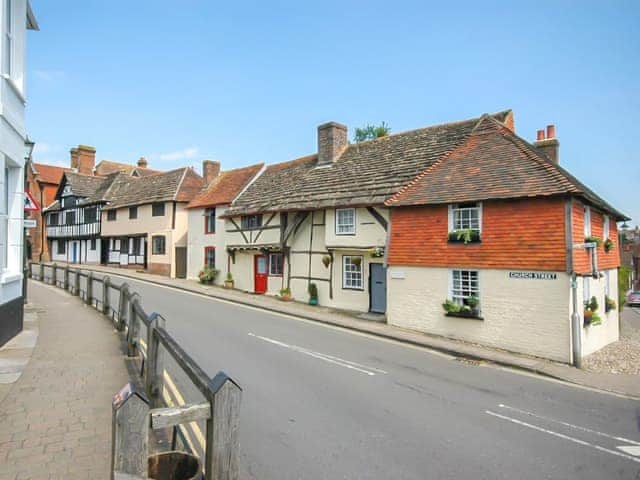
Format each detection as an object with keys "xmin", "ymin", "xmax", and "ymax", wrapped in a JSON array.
[{"xmin": 91, "ymin": 273, "xmax": 640, "ymax": 479}]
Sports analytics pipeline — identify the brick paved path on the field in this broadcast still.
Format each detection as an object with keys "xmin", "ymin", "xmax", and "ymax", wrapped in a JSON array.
[{"xmin": 0, "ymin": 281, "xmax": 128, "ymax": 479}]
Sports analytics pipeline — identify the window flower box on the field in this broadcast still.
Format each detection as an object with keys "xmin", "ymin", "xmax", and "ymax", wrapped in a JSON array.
[
  {"xmin": 442, "ymin": 297, "xmax": 482, "ymax": 319},
  {"xmin": 445, "ymin": 311, "xmax": 484, "ymax": 320},
  {"xmin": 603, "ymin": 238, "xmax": 614, "ymax": 253},
  {"xmin": 448, "ymin": 229, "xmax": 481, "ymax": 244}
]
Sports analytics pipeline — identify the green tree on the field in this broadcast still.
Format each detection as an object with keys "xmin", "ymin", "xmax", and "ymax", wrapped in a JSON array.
[{"xmin": 353, "ymin": 122, "xmax": 390, "ymax": 143}]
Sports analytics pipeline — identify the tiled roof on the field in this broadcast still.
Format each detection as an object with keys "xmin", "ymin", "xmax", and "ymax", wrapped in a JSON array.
[
  {"xmin": 385, "ymin": 116, "xmax": 629, "ymax": 220},
  {"xmin": 95, "ymin": 160, "xmax": 161, "ymax": 177},
  {"xmin": 64, "ymin": 172, "xmax": 111, "ymax": 197},
  {"xmin": 187, "ymin": 163, "xmax": 264, "ymax": 209},
  {"xmin": 103, "ymin": 167, "xmax": 204, "ymax": 210},
  {"xmin": 225, "ymin": 111, "xmax": 512, "ymax": 215},
  {"xmin": 32, "ymin": 163, "xmax": 70, "ymax": 184}
]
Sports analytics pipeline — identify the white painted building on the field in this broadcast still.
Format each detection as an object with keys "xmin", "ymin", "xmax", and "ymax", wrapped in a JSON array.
[{"xmin": 0, "ymin": 0, "xmax": 37, "ymax": 346}]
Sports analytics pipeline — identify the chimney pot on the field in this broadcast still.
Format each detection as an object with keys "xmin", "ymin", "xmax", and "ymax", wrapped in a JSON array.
[
  {"xmin": 536, "ymin": 129, "xmax": 545, "ymax": 141},
  {"xmin": 546, "ymin": 124, "xmax": 556, "ymax": 139},
  {"xmin": 317, "ymin": 121, "xmax": 348, "ymax": 166},
  {"xmin": 202, "ymin": 160, "xmax": 221, "ymax": 185}
]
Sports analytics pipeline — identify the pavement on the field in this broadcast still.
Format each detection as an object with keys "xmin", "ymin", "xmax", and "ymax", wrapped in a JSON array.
[
  {"xmin": 0, "ymin": 281, "xmax": 129, "ymax": 480},
  {"xmin": 55, "ymin": 262, "xmax": 640, "ymax": 399}
]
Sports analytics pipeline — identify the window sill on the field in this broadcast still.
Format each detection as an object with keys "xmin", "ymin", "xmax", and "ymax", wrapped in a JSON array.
[
  {"xmin": 335, "ymin": 232, "xmax": 356, "ymax": 236},
  {"xmin": 445, "ymin": 311, "xmax": 483, "ymax": 320},
  {"xmin": 342, "ymin": 287, "xmax": 364, "ymax": 291},
  {"xmin": 447, "ymin": 238, "xmax": 481, "ymax": 244}
]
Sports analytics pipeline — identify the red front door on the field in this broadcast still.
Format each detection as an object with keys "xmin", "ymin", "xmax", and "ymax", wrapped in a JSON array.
[{"xmin": 254, "ymin": 255, "xmax": 268, "ymax": 294}]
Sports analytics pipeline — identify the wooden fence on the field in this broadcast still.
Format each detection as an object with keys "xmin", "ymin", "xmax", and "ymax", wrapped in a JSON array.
[{"xmin": 28, "ymin": 262, "xmax": 241, "ymax": 480}]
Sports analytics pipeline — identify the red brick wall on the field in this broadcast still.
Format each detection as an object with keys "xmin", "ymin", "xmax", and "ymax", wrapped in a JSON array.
[
  {"xmin": 388, "ymin": 197, "xmax": 567, "ymax": 271},
  {"xmin": 571, "ymin": 201, "xmax": 620, "ymax": 274},
  {"xmin": 148, "ymin": 263, "xmax": 171, "ymax": 277}
]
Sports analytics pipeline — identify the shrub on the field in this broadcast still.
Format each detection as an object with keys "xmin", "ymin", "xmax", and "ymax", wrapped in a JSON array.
[
  {"xmin": 308, "ymin": 283, "xmax": 318, "ymax": 300},
  {"xmin": 280, "ymin": 287, "xmax": 291, "ymax": 297},
  {"xmin": 198, "ymin": 266, "xmax": 219, "ymax": 284}
]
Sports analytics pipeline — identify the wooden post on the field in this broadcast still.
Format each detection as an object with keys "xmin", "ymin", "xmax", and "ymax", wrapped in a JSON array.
[
  {"xmin": 117, "ymin": 284, "xmax": 129, "ymax": 331},
  {"xmin": 39, "ymin": 263, "xmax": 44, "ymax": 282},
  {"xmin": 73, "ymin": 269, "xmax": 80, "ymax": 296},
  {"xmin": 86, "ymin": 271, "xmax": 94, "ymax": 306},
  {"xmin": 27, "ymin": 261, "xmax": 32, "ymax": 278},
  {"xmin": 103, "ymin": 276, "xmax": 111, "ymax": 315},
  {"xmin": 145, "ymin": 314, "xmax": 165, "ymax": 408},
  {"xmin": 111, "ymin": 383, "xmax": 149, "ymax": 480},
  {"xmin": 51, "ymin": 263, "xmax": 57, "ymax": 286},
  {"xmin": 63, "ymin": 266, "xmax": 69, "ymax": 291},
  {"xmin": 127, "ymin": 295, "xmax": 140, "ymax": 358},
  {"xmin": 205, "ymin": 373, "xmax": 242, "ymax": 480}
]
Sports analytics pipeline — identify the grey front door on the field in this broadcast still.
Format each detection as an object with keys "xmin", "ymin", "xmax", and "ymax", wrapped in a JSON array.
[{"xmin": 370, "ymin": 263, "xmax": 387, "ymax": 313}]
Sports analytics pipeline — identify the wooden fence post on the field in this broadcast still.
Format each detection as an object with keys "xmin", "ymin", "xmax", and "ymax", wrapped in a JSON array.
[
  {"xmin": 39, "ymin": 263, "xmax": 44, "ymax": 282},
  {"xmin": 103, "ymin": 276, "xmax": 111, "ymax": 315},
  {"xmin": 63, "ymin": 266, "xmax": 69, "ymax": 291},
  {"xmin": 127, "ymin": 295, "xmax": 140, "ymax": 358},
  {"xmin": 145, "ymin": 315, "xmax": 165, "ymax": 408},
  {"xmin": 117, "ymin": 284, "xmax": 129, "ymax": 331},
  {"xmin": 206, "ymin": 373, "xmax": 242, "ymax": 480},
  {"xmin": 86, "ymin": 271, "xmax": 94, "ymax": 306},
  {"xmin": 73, "ymin": 269, "xmax": 80, "ymax": 296},
  {"xmin": 111, "ymin": 383, "xmax": 149, "ymax": 479},
  {"xmin": 51, "ymin": 263, "xmax": 57, "ymax": 286}
]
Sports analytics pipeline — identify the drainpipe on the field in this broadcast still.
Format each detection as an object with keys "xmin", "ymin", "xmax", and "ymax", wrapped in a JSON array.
[{"xmin": 565, "ymin": 198, "xmax": 581, "ymax": 368}]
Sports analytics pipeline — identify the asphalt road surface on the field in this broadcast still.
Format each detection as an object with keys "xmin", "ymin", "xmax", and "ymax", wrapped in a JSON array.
[{"xmin": 83, "ymin": 273, "xmax": 640, "ymax": 479}]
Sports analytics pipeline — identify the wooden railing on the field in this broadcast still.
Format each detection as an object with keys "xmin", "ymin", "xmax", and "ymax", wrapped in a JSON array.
[{"xmin": 28, "ymin": 262, "xmax": 241, "ymax": 480}]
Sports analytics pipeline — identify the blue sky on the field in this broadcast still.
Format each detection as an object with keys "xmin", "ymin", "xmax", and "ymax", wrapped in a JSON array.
[{"xmin": 27, "ymin": 1, "xmax": 639, "ymax": 223}]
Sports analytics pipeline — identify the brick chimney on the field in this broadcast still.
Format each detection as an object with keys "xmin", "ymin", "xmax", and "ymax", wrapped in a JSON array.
[
  {"xmin": 137, "ymin": 157, "xmax": 148, "ymax": 168},
  {"xmin": 533, "ymin": 124, "xmax": 559, "ymax": 164},
  {"xmin": 317, "ymin": 122, "xmax": 348, "ymax": 166},
  {"xmin": 76, "ymin": 145, "xmax": 96, "ymax": 175},
  {"xmin": 69, "ymin": 147, "xmax": 79, "ymax": 170},
  {"xmin": 202, "ymin": 160, "xmax": 221, "ymax": 184}
]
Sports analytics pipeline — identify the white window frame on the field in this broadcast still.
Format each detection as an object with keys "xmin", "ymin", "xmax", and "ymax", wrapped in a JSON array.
[
  {"xmin": 449, "ymin": 269, "xmax": 480, "ymax": 306},
  {"xmin": 342, "ymin": 255, "xmax": 363, "ymax": 290},
  {"xmin": 336, "ymin": 208, "xmax": 356, "ymax": 235},
  {"xmin": 3, "ymin": 0, "xmax": 12, "ymax": 77},
  {"xmin": 269, "ymin": 252, "xmax": 283, "ymax": 276},
  {"xmin": 603, "ymin": 215, "xmax": 610, "ymax": 240},
  {"xmin": 448, "ymin": 202, "xmax": 482, "ymax": 232},
  {"xmin": 583, "ymin": 276, "xmax": 590, "ymax": 306},
  {"xmin": 584, "ymin": 206, "xmax": 591, "ymax": 237}
]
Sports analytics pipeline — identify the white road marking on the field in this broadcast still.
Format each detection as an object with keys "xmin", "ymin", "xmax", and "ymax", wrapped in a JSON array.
[
  {"xmin": 485, "ymin": 410, "xmax": 640, "ymax": 464},
  {"xmin": 498, "ymin": 404, "xmax": 640, "ymax": 446},
  {"xmin": 617, "ymin": 446, "xmax": 640, "ymax": 456},
  {"xmin": 248, "ymin": 332, "xmax": 387, "ymax": 376}
]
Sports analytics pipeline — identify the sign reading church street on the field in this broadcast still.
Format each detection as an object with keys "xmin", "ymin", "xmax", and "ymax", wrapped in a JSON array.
[{"xmin": 509, "ymin": 271, "xmax": 557, "ymax": 280}]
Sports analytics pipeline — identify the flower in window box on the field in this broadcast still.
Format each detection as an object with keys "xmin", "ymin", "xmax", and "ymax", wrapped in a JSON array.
[
  {"xmin": 442, "ymin": 299, "xmax": 461, "ymax": 313},
  {"xmin": 603, "ymin": 238, "xmax": 614, "ymax": 253},
  {"xmin": 605, "ymin": 295, "xmax": 616, "ymax": 313},
  {"xmin": 584, "ymin": 236, "xmax": 603, "ymax": 247},
  {"xmin": 465, "ymin": 295, "xmax": 480, "ymax": 315},
  {"xmin": 448, "ymin": 229, "xmax": 480, "ymax": 244}
]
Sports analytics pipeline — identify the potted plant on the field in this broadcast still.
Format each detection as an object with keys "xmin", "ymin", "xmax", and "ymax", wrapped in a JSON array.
[
  {"xmin": 447, "ymin": 229, "xmax": 480, "ymax": 244},
  {"xmin": 605, "ymin": 295, "xmax": 616, "ymax": 313},
  {"xmin": 584, "ymin": 235, "xmax": 603, "ymax": 247},
  {"xmin": 279, "ymin": 287, "xmax": 292, "ymax": 301},
  {"xmin": 603, "ymin": 238, "xmax": 614, "ymax": 253},
  {"xmin": 224, "ymin": 272, "xmax": 234, "ymax": 289},
  {"xmin": 308, "ymin": 283, "xmax": 319, "ymax": 306},
  {"xmin": 583, "ymin": 308, "xmax": 593, "ymax": 326},
  {"xmin": 322, "ymin": 255, "xmax": 332, "ymax": 268},
  {"xmin": 466, "ymin": 295, "xmax": 480, "ymax": 316},
  {"xmin": 584, "ymin": 296, "xmax": 602, "ymax": 326},
  {"xmin": 198, "ymin": 266, "xmax": 219, "ymax": 285},
  {"xmin": 442, "ymin": 299, "xmax": 461, "ymax": 314}
]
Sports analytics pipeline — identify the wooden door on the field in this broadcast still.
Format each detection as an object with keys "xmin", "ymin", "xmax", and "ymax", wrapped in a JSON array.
[
  {"xmin": 254, "ymin": 255, "xmax": 268, "ymax": 294},
  {"xmin": 175, "ymin": 246, "xmax": 187, "ymax": 279}
]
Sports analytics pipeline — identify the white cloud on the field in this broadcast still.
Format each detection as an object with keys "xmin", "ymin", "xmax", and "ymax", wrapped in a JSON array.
[
  {"xmin": 157, "ymin": 147, "xmax": 199, "ymax": 162},
  {"xmin": 33, "ymin": 69, "xmax": 65, "ymax": 81}
]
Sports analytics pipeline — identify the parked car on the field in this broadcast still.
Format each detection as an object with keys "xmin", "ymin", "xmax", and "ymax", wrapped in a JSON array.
[{"xmin": 626, "ymin": 291, "xmax": 640, "ymax": 307}]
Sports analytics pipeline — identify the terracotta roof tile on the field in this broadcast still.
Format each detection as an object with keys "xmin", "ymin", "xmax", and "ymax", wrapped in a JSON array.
[
  {"xmin": 386, "ymin": 116, "xmax": 628, "ymax": 220},
  {"xmin": 187, "ymin": 163, "xmax": 264, "ymax": 209},
  {"xmin": 33, "ymin": 163, "xmax": 71, "ymax": 184}
]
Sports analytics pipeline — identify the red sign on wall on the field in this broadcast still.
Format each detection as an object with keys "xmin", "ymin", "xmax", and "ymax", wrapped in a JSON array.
[{"xmin": 24, "ymin": 191, "xmax": 40, "ymax": 211}]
